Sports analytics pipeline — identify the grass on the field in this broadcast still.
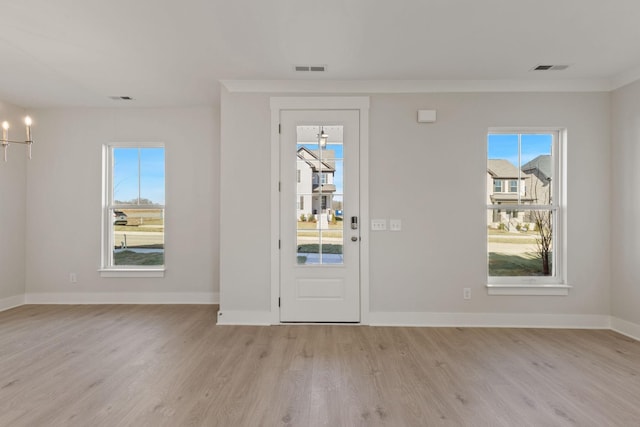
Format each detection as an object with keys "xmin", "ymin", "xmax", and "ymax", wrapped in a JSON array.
[
  {"xmin": 114, "ymin": 250, "xmax": 164, "ymax": 266},
  {"xmin": 488, "ymin": 252, "xmax": 551, "ymax": 276},
  {"xmin": 297, "ymin": 244, "xmax": 343, "ymax": 254}
]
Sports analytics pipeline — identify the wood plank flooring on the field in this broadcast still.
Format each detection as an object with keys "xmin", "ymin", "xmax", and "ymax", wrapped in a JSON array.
[{"xmin": 1, "ymin": 305, "xmax": 639, "ymax": 426}]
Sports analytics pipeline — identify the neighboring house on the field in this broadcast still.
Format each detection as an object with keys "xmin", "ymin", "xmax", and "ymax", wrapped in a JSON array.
[
  {"xmin": 522, "ymin": 155, "xmax": 552, "ymax": 205},
  {"xmin": 487, "ymin": 156, "xmax": 552, "ymax": 228},
  {"xmin": 296, "ymin": 147, "xmax": 336, "ymax": 219},
  {"xmin": 487, "ymin": 159, "xmax": 531, "ymax": 226}
]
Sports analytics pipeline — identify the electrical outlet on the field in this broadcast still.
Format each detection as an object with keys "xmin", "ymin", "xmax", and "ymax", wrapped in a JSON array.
[
  {"xmin": 69, "ymin": 273, "xmax": 77, "ymax": 283},
  {"xmin": 389, "ymin": 219, "xmax": 402, "ymax": 231},
  {"xmin": 371, "ymin": 219, "xmax": 387, "ymax": 231},
  {"xmin": 463, "ymin": 288, "xmax": 471, "ymax": 300}
]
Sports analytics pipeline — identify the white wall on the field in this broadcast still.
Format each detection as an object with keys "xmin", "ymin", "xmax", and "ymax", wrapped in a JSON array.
[
  {"xmin": 220, "ymin": 91, "xmax": 272, "ymax": 311},
  {"xmin": 25, "ymin": 107, "xmax": 220, "ymax": 302},
  {"xmin": 611, "ymin": 80, "xmax": 640, "ymax": 326},
  {"xmin": 0, "ymin": 101, "xmax": 27, "ymax": 308},
  {"xmin": 220, "ymin": 89, "xmax": 612, "ymax": 322}
]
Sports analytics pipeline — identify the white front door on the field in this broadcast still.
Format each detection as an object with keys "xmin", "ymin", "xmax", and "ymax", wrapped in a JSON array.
[{"xmin": 280, "ymin": 109, "xmax": 360, "ymax": 322}]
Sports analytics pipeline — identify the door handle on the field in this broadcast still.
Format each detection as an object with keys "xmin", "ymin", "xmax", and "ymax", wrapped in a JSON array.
[{"xmin": 351, "ymin": 236, "xmax": 359, "ymax": 242}]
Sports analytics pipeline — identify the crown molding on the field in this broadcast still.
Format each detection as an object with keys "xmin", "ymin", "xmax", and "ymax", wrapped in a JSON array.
[{"xmin": 221, "ymin": 78, "xmax": 613, "ymax": 94}]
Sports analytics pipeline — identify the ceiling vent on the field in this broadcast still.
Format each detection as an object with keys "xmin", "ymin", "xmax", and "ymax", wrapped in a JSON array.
[
  {"xmin": 294, "ymin": 65, "xmax": 327, "ymax": 72},
  {"xmin": 109, "ymin": 96, "xmax": 134, "ymax": 100},
  {"xmin": 532, "ymin": 64, "xmax": 570, "ymax": 71}
]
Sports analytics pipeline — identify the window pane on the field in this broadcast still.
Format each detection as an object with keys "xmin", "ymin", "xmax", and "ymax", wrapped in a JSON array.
[
  {"xmin": 112, "ymin": 208, "xmax": 164, "ymax": 266},
  {"xmin": 487, "ymin": 209, "xmax": 553, "ymax": 276},
  {"xmin": 488, "ymin": 134, "xmax": 519, "ymax": 204},
  {"xmin": 297, "ymin": 230, "xmax": 320, "ymax": 265},
  {"xmin": 113, "ymin": 148, "xmax": 139, "ymax": 204},
  {"xmin": 521, "ymin": 134, "xmax": 553, "ymax": 205},
  {"xmin": 140, "ymin": 148, "xmax": 165, "ymax": 205}
]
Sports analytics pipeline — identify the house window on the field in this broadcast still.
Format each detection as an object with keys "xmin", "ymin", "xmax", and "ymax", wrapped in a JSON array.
[
  {"xmin": 493, "ymin": 180, "xmax": 503, "ymax": 193},
  {"xmin": 487, "ymin": 130, "xmax": 565, "ymax": 290},
  {"xmin": 321, "ymin": 173, "xmax": 328, "ymax": 184},
  {"xmin": 297, "ymin": 169, "xmax": 301, "ymax": 183},
  {"xmin": 299, "ymin": 196, "xmax": 304, "ymax": 210},
  {"xmin": 101, "ymin": 145, "xmax": 165, "ymax": 275}
]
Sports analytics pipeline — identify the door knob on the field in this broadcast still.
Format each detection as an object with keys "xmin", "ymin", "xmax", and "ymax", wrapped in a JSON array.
[{"xmin": 351, "ymin": 236, "xmax": 359, "ymax": 242}]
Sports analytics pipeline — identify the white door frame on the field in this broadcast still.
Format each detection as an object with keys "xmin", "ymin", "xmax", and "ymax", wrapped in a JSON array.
[{"xmin": 270, "ymin": 97, "xmax": 370, "ymax": 325}]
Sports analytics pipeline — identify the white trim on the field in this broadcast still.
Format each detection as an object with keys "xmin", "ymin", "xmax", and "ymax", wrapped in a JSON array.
[
  {"xmin": 99, "ymin": 269, "xmax": 165, "ymax": 278},
  {"xmin": 24, "ymin": 292, "xmax": 219, "ymax": 305},
  {"xmin": 216, "ymin": 310, "xmax": 273, "ymax": 326},
  {"xmin": 369, "ymin": 311, "xmax": 610, "ymax": 329},
  {"xmin": 611, "ymin": 317, "xmax": 640, "ymax": 342},
  {"xmin": 486, "ymin": 284, "xmax": 571, "ymax": 296},
  {"xmin": 269, "ymin": 96, "xmax": 371, "ymax": 325},
  {"xmin": 223, "ymin": 79, "xmax": 612, "ymax": 94},
  {"xmin": 0, "ymin": 294, "xmax": 25, "ymax": 312}
]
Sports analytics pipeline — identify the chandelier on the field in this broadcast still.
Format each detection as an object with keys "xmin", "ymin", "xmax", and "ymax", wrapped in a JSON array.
[{"xmin": 1, "ymin": 116, "xmax": 33, "ymax": 161}]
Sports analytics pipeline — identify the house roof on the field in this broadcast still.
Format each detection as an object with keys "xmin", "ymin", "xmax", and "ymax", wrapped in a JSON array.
[
  {"xmin": 487, "ymin": 159, "xmax": 520, "ymax": 179},
  {"xmin": 522, "ymin": 155, "xmax": 552, "ymax": 180},
  {"xmin": 297, "ymin": 147, "xmax": 335, "ymax": 172}
]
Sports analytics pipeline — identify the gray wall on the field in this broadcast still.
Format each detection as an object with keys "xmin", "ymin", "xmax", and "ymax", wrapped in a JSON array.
[
  {"xmin": 24, "ymin": 107, "xmax": 220, "ymax": 300},
  {"xmin": 611, "ymin": 80, "xmax": 640, "ymax": 325},
  {"xmin": 220, "ymin": 90, "xmax": 611, "ymax": 317},
  {"xmin": 0, "ymin": 101, "xmax": 27, "ymax": 305}
]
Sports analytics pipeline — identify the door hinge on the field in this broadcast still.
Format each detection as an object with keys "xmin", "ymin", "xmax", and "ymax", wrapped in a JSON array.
[
  {"xmin": 278, "ymin": 124, "xmax": 281, "ymax": 134},
  {"xmin": 278, "ymin": 239, "xmax": 281, "ymax": 249},
  {"xmin": 278, "ymin": 181, "xmax": 281, "ymax": 192},
  {"xmin": 278, "ymin": 297, "xmax": 281, "ymax": 307}
]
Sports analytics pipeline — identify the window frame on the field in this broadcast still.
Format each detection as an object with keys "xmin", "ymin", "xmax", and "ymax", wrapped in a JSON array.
[
  {"xmin": 486, "ymin": 128, "xmax": 569, "ymax": 295},
  {"xmin": 100, "ymin": 142, "xmax": 166, "ymax": 277}
]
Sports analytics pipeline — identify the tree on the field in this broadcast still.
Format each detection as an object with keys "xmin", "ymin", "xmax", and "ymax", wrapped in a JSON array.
[
  {"xmin": 531, "ymin": 209, "xmax": 552, "ymax": 275},
  {"xmin": 529, "ymin": 176, "xmax": 552, "ymax": 275}
]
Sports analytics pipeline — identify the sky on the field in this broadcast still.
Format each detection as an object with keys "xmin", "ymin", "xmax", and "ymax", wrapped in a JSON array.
[
  {"xmin": 488, "ymin": 133, "xmax": 552, "ymax": 167},
  {"xmin": 113, "ymin": 147, "xmax": 165, "ymax": 205}
]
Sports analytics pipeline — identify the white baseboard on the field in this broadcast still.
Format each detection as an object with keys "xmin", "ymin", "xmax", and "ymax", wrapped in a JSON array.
[
  {"xmin": 0, "ymin": 294, "xmax": 26, "ymax": 312},
  {"xmin": 216, "ymin": 310, "xmax": 273, "ymax": 325},
  {"xmin": 611, "ymin": 317, "xmax": 640, "ymax": 341},
  {"xmin": 368, "ymin": 311, "xmax": 611, "ymax": 329},
  {"xmin": 24, "ymin": 292, "xmax": 219, "ymax": 305}
]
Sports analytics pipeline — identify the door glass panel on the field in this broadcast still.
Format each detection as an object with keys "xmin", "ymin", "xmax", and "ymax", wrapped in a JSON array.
[{"xmin": 296, "ymin": 125, "xmax": 344, "ymax": 265}]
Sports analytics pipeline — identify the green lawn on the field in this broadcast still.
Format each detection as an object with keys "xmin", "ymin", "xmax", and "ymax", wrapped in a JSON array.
[
  {"xmin": 114, "ymin": 250, "xmax": 164, "ymax": 266},
  {"xmin": 488, "ymin": 252, "xmax": 551, "ymax": 276},
  {"xmin": 297, "ymin": 244, "xmax": 343, "ymax": 254}
]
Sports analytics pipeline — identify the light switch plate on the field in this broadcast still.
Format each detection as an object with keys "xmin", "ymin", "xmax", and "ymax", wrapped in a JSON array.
[
  {"xmin": 390, "ymin": 219, "xmax": 402, "ymax": 231},
  {"xmin": 371, "ymin": 219, "xmax": 387, "ymax": 231}
]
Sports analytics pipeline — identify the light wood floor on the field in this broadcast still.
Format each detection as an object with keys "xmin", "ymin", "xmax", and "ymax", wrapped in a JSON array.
[{"xmin": 1, "ymin": 305, "xmax": 639, "ymax": 426}]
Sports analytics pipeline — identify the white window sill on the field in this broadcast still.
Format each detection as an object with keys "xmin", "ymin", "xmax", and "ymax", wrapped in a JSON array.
[
  {"xmin": 486, "ymin": 284, "xmax": 571, "ymax": 296},
  {"xmin": 99, "ymin": 269, "xmax": 165, "ymax": 278}
]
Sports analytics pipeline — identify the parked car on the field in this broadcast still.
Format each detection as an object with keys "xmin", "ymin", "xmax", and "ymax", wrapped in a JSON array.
[{"xmin": 113, "ymin": 210, "xmax": 128, "ymax": 225}]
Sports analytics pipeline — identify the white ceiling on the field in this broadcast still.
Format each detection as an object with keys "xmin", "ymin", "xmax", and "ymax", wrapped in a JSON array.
[{"xmin": 2, "ymin": 0, "xmax": 640, "ymax": 108}]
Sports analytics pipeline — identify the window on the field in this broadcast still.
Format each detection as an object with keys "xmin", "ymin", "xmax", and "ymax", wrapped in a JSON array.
[
  {"xmin": 487, "ymin": 130, "xmax": 566, "ymax": 293},
  {"xmin": 101, "ymin": 144, "xmax": 165, "ymax": 275},
  {"xmin": 297, "ymin": 169, "xmax": 301, "ymax": 183},
  {"xmin": 493, "ymin": 180, "xmax": 503, "ymax": 193}
]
